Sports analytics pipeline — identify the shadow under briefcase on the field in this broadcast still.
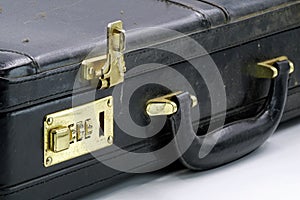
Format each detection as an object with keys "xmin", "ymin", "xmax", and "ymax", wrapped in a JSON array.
[{"xmin": 0, "ymin": 0, "xmax": 300, "ymax": 199}]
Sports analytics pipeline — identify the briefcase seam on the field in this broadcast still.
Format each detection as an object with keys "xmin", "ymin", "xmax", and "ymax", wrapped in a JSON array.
[
  {"xmin": 25, "ymin": 86, "xmax": 300, "ymax": 200},
  {"xmin": 3, "ymin": 3, "xmax": 298, "ymax": 84},
  {"xmin": 1, "ymin": 90, "xmax": 300, "ymax": 196},
  {"xmin": 0, "ymin": 139, "xmax": 160, "ymax": 196},
  {"xmin": 47, "ymin": 158, "xmax": 163, "ymax": 200},
  {"xmin": 125, "ymin": 3, "xmax": 300, "ymax": 59},
  {"xmin": 6, "ymin": 67, "xmax": 79, "ymax": 84},
  {"xmin": 0, "ymin": 1, "xmax": 298, "ymax": 84},
  {"xmin": 4, "ymin": 1, "xmax": 299, "ymax": 85},
  {"xmin": 0, "ymin": 49, "xmax": 40, "ymax": 72},
  {"xmin": 0, "ymin": 94, "xmax": 299, "ymax": 196},
  {"xmin": 159, "ymin": 0, "xmax": 211, "ymax": 24},
  {"xmin": 48, "ymin": 172, "xmax": 125, "ymax": 200},
  {"xmin": 0, "ymin": 18, "xmax": 297, "ymax": 111},
  {"xmin": 49, "ymin": 160, "xmax": 163, "ymax": 199},
  {"xmin": 196, "ymin": 0, "xmax": 230, "ymax": 22},
  {"xmin": 1, "ymin": 4, "xmax": 299, "ymax": 111}
]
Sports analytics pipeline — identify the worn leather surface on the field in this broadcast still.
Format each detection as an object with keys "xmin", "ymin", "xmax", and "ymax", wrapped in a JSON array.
[
  {"xmin": 0, "ymin": 0, "xmax": 300, "ymax": 199},
  {"xmin": 0, "ymin": 0, "xmax": 211, "ymax": 73},
  {"xmin": 0, "ymin": 27, "xmax": 300, "ymax": 200},
  {"xmin": 0, "ymin": 1, "xmax": 300, "ymax": 113},
  {"xmin": 0, "ymin": 0, "xmax": 298, "ymax": 77}
]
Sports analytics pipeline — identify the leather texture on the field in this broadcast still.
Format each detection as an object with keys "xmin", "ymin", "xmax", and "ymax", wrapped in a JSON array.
[
  {"xmin": 0, "ymin": 0, "xmax": 300, "ymax": 200},
  {"xmin": 170, "ymin": 60, "xmax": 290, "ymax": 170},
  {"xmin": 0, "ymin": 1, "xmax": 300, "ymax": 113}
]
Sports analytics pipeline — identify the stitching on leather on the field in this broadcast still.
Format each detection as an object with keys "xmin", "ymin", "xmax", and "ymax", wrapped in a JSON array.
[
  {"xmin": 126, "ymin": 4, "xmax": 300, "ymax": 59},
  {"xmin": 8, "ymin": 67, "xmax": 79, "ymax": 84},
  {"xmin": 125, "ymin": 24, "xmax": 300, "ymax": 78},
  {"xmin": 124, "ymin": 6, "xmax": 299, "ymax": 59},
  {"xmin": 1, "ymin": 5, "xmax": 299, "ymax": 111},
  {"xmin": 196, "ymin": 0, "xmax": 230, "ymax": 22},
  {"xmin": 0, "ymin": 4, "xmax": 299, "ymax": 198},
  {"xmin": 1, "ymin": 22, "xmax": 299, "ymax": 111},
  {"xmin": 0, "ymin": 49, "xmax": 40, "ymax": 72},
  {"xmin": 5, "ymin": 5, "xmax": 298, "ymax": 82},
  {"xmin": 158, "ymin": 0, "xmax": 212, "ymax": 26},
  {"xmin": 3, "ymin": 89, "xmax": 75, "ymax": 110},
  {"xmin": 0, "ymin": 68, "xmax": 80, "ymax": 110}
]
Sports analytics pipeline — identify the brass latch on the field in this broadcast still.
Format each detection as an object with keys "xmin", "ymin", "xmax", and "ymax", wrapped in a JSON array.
[
  {"xmin": 146, "ymin": 92, "xmax": 198, "ymax": 116},
  {"xmin": 81, "ymin": 20, "xmax": 126, "ymax": 89},
  {"xmin": 250, "ymin": 56, "xmax": 294, "ymax": 79},
  {"xmin": 44, "ymin": 96, "xmax": 114, "ymax": 167}
]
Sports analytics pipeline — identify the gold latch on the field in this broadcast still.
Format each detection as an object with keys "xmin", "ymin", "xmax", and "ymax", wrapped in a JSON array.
[
  {"xmin": 81, "ymin": 20, "xmax": 126, "ymax": 89},
  {"xmin": 49, "ymin": 127, "xmax": 71, "ymax": 153},
  {"xmin": 44, "ymin": 96, "xmax": 114, "ymax": 167},
  {"xmin": 146, "ymin": 92, "xmax": 198, "ymax": 116},
  {"xmin": 250, "ymin": 56, "xmax": 294, "ymax": 79}
]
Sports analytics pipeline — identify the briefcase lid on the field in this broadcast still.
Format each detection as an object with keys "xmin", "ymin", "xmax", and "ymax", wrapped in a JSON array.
[
  {"xmin": 1, "ymin": 0, "xmax": 299, "ymax": 77},
  {"xmin": 0, "ymin": 0, "xmax": 299, "ymax": 112}
]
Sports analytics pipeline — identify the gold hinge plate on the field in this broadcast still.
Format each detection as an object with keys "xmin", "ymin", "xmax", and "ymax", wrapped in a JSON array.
[
  {"xmin": 251, "ymin": 56, "xmax": 294, "ymax": 79},
  {"xmin": 81, "ymin": 20, "xmax": 126, "ymax": 89},
  {"xmin": 44, "ymin": 96, "xmax": 114, "ymax": 167}
]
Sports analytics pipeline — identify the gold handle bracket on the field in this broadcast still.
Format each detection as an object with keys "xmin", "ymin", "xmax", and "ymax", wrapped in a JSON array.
[
  {"xmin": 146, "ymin": 92, "xmax": 198, "ymax": 116},
  {"xmin": 252, "ymin": 56, "xmax": 294, "ymax": 79}
]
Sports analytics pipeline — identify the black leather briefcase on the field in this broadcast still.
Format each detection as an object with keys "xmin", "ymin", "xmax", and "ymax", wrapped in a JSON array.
[{"xmin": 1, "ymin": 0, "xmax": 300, "ymax": 199}]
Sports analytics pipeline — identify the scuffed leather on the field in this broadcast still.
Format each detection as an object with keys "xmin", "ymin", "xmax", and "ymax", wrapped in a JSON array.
[
  {"xmin": 0, "ymin": 1, "xmax": 300, "ymax": 199},
  {"xmin": 0, "ymin": 27, "xmax": 299, "ymax": 194},
  {"xmin": 0, "ymin": 0, "xmax": 209, "ymax": 74},
  {"xmin": 0, "ymin": 2, "xmax": 299, "ymax": 113},
  {"xmin": 0, "ymin": 0, "xmax": 299, "ymax": 77},
  {"xmin": 0, "ymin": 51, "xmax": 36, "ymax": 77}
]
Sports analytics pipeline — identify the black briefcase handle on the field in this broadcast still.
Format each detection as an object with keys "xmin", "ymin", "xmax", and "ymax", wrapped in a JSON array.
[{"xmin": 148, "ymin": 58, "xmax": 293, "ymax": 170}]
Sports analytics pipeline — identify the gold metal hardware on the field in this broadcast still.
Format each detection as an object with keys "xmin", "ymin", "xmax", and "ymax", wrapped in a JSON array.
[
  {"xmin": 49, "ymin": 127, "xmax": 71, "ymax": 153},
  {"xmin": 76, "ymin": 121, "xmax": 84, "ymax": 141},
  {"xmin": 85, "ymin": 119, "xmax": 93, "ymax": 138},
  {"xmin": 190, "ymin": 95, "xmax": 198, "ymax": 108},
  {"xmin": 252, "ymin": 56, "xmax": 294, "ymax": 79},
  {"xmin": 146, "ymin": 92, "xmax": 198, "ymax": 116},
  {"xmin": 81, "ymin": 20, "xmax": 126, "ymax": 89},
  {"xmin": 44, "ymin": 96, "xmax": 114, "ymax": 167}
]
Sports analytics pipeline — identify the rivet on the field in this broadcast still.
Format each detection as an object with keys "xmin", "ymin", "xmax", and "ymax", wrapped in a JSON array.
[
  {"xmin": 88, "ymin": 67, "xmax": 94, "ymax": 75},
  {"xmin": 47, "ymin": 117, "xmax": 53, "ymax": 125},
  {"xmin": 107, "ymin": 136, "xmax": 113, "ymax": 144},
  {"xmin": 107, "ymin": 99, "xmax": 113, "ymax": 107},
  {"xmin": 46, "ymin": 157, "xmax": 52, "ymax": 166}
]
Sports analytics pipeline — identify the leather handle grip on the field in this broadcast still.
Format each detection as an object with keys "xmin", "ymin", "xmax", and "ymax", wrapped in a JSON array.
[{"xmin": 169, "ymin": 60, "xmax": 291, "ymax": 170}]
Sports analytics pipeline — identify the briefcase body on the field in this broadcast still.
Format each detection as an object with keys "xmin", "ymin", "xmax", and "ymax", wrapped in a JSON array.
[{"xmin": 0, "ymin": 0, "xmax": 300, "ymax": 199}]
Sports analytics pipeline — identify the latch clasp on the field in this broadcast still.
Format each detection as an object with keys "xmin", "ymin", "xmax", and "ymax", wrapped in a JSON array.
[
  {"xmin": 81, "ymin": 20, "xmax": 126, "ymax": 89},
  {"xmin": 146, "ymin": 92, "xmax": 198, "ymax": 116}
]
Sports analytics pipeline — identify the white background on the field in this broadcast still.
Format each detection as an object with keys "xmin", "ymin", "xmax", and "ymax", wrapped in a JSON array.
[{"xmin": 81, "ymin": 118, "xmax": 300, "ymax": 200}]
